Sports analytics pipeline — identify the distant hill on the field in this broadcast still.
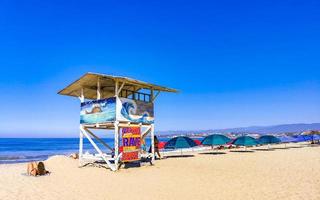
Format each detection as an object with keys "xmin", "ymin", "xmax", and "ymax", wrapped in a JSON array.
[{"xmin": 158, "ymin": 123, "xmax": 320, "ymax": 136}]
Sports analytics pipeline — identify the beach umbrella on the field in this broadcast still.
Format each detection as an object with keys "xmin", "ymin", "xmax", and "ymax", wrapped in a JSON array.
[
  {"xmin": 201, "ymin": 134, "xmax": 231, "ymax": 146},
  {"xmin": 294, "ymin": 135, "xmax": 313, "ymax": 142},
  {"xmin": 278, "ymin": 136, "xmax": 297, "ymax": 148},
  {"xmin": 292, "ymin": 135, "xmax": 315, "ymax": 147},
  {"xmin": 258, "ymin": 135, "xmax": 281, "ymax": 150},
  {"xmin": 302, "ymin": 134, "xmax": 320, "ymax": 143},
  {"xmin": 303, "ymin": 135, "xmax": 312, "ymax": 141},
  {"xmin": 278, "ymin": 136, "xmax": 296, "ymax": 143},
  {"xmin": 193, "ymin": 139, "xmax": 202, "ymax": 146},
  {"xmin": 313, "ymin": 134, "xmax": 320, "ymax": 140},
  {"xmin": 232, "ymin": 136, "xmax": 258, "ymax": 150},
  {"xmin": 227, "ymin": 139, "xmax": 236, "ymax": 145},
  {"xmin": 158, "ymin": 141, "xmax": 166, "ymax": 149},
  {"xmin": 232, "ymin": 136, "xmax": 258, "ymax": 146},
  {"xmin": 311, "ymin": 135, "xmax": 320, "ymax": 144},
  {"xmin": 164, "ymin": 136, "xmax": 198, "ymax": 156},
  {"xmin": 308, "ymin": 134, "xmax": 320, "ymax": 144},
  {"xmin": 164, "ymin": 136, "xmax": 197, "ymax": 149},
  {"xmin": 291, "ymin": 135, "xmax": 300, "ymax": 142},
  {"xmin": 258, "ymin": 135, "xmax": 281, "ymax": 144}
]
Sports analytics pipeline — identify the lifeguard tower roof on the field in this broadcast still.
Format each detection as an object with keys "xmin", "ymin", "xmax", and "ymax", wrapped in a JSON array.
[{"xmin": 58, "ymin": 72, "xmax": 178, "ymax": 99}]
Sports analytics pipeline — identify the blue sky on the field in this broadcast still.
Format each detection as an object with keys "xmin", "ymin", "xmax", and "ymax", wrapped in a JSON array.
[{"xmin": 0, "ymin": 0, "xmax": 319, "ymax": 137}]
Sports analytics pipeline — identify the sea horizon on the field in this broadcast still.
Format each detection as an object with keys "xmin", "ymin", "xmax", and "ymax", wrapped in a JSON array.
[
  {"xmin": 0, "ymin": 138, "xmax": 120, "ymax": 164},
  {"xmin": 0, "ymin": 137, "xmax": 173, "ymax": 164}
]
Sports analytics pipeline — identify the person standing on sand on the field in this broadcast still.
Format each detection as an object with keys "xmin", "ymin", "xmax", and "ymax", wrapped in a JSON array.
[{"xmin": 149, "ymin": 135, "xmax": 162, "ymax": 159}]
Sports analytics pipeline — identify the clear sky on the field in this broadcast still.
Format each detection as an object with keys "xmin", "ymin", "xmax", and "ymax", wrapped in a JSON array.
[{"xmin": 0, "ymin": 0, "xmax": 319, "ymax": 137}]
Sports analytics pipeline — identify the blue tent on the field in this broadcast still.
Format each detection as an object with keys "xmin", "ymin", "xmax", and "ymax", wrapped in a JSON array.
[
  {"xmin": 164, "ymin": 136, "xmax": 197, "ymax": 149},
  {"xmin": 298, "ymin": 134, "xmax": 320, "ymax": 142},
  {"xmin": 232, "ymin": 136, "xmax": 258, "ymax": 146},
  {"xmin": 201, "ymin": 134, "xmax": 231, "ymax": 146},
  {"xmin": 313, "ymin": 134, "xmax": 320, "ymax": 140},
  {"xmin": 294, "ymin": 135, "xmax": 313, "ymax": 142},
  {"xmin": 258, "ymin": 135, "xmax": 281, "ymax": 145},
  {"xmin": 278, "ymin": 136, "xmax": 297, "ymax": 143}
]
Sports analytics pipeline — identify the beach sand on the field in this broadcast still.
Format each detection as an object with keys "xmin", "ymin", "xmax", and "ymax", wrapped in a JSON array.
[{"xmin": 0, "ymin": 143, "xmax": 319, "ymax": 200}]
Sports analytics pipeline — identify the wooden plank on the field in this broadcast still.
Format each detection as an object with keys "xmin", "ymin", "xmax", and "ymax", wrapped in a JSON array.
[
  {"xmin": 58, "ymin": 72, "xmax": 178, "ymax": 99},
  {"xmin": 80, "ymin": 126, "xmax": 116, "ymax": 171},
  {"xmin": 84, "ymin": 128, "xmax": 113, "ymax": 151},
  {"xmin": 79, "ymin": 127, "xmax": 83, "ymax": 167}
]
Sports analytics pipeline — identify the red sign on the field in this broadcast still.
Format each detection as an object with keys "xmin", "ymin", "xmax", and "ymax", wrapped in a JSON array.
[{"xmin": 122, "ymin": 127, "xmax": 141, "ymax": 162}]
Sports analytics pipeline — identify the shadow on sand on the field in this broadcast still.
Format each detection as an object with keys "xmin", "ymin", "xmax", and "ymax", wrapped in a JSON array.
[
  {"xmin": 230, "ymin": 150, "xmax": 255, "ymax": 153},
  {"xmin": 123, "ymin": 162, "xmax": 142, "ymax": 169},
  {"xmin": 272, "ymin": 147, "xmax": 290, "ymax": 150},
  {"xmin": 165, "ymin": 155, "xmax": 195, "ymax": 159},
  {"xmin": 252, "ymin": 148, "xmax": 275, "ymax": 151},
  {"xmin": 288, "ymin": 146, "xmax": 304, "ymax": 149},
  {"xmin": 199, "ymin": 152, "xmax": 226, "ymax": 155}
]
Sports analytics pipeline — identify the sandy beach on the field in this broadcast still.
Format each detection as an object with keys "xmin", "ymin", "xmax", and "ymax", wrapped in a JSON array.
[{"xmin": 0, "ymin": 143, "xmax": 319, "ymax": 200}]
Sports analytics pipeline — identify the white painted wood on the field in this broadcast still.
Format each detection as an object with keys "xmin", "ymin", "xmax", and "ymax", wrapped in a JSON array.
[
  {"xmin": 79, "ymin": 125, "xmax": 83, "ymax": 167},
  {"xmin": 141, "ymin": 126, "xmax": 151, "ymax": 139},
  {"xmin": 80, "ymin": 126, "xmax": 116, "ymax": 171},
  {"xmin": 151, "ymin": 124, "xmax": 155, "ymax": 162},
  {"xmin": 79, "ymin": 88, "xmax": 85, "ymax": 102},
  {"xmin": 117, "ymin": 82, "xmax": 125, "ymax": 96},
  {"xmin": 115, "ymin": 152, "xmax": 123, "ymax": 165},
  {"xmin": 114, "ymin": 121, "xmax": 119, "ymax": 169},
  {"xmin": 152, "ymin": 90, "xmax": 160, "ymax": 102},
  {"xmin": 115, "ymin": 81, "xmax": 119, "ymax": 97},
  {"xmin": 97, "ymin": 78, "xmax": 101, "ymax": 99},
  {"xmin": 84, "ymin": 127, "xmax": 113, "ymax": 151},
  {"xmin": 117, "ymin": 123, "xmax": 151, "ymax": 128}
]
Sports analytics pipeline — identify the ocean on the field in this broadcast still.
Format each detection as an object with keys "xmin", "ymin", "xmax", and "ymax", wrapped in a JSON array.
[
  {"xmin": 0, "ymin": 138, "xmax": 115, "ymax": 164},
  {"xmin": 0, "ymin": 137, "xmax": 169, "ymax": 164}
]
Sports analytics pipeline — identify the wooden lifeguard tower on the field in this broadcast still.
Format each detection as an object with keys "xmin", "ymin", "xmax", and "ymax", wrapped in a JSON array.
[{"xmin": 58, "ymin": 72, "xmax": 177, "ymax": 171}]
